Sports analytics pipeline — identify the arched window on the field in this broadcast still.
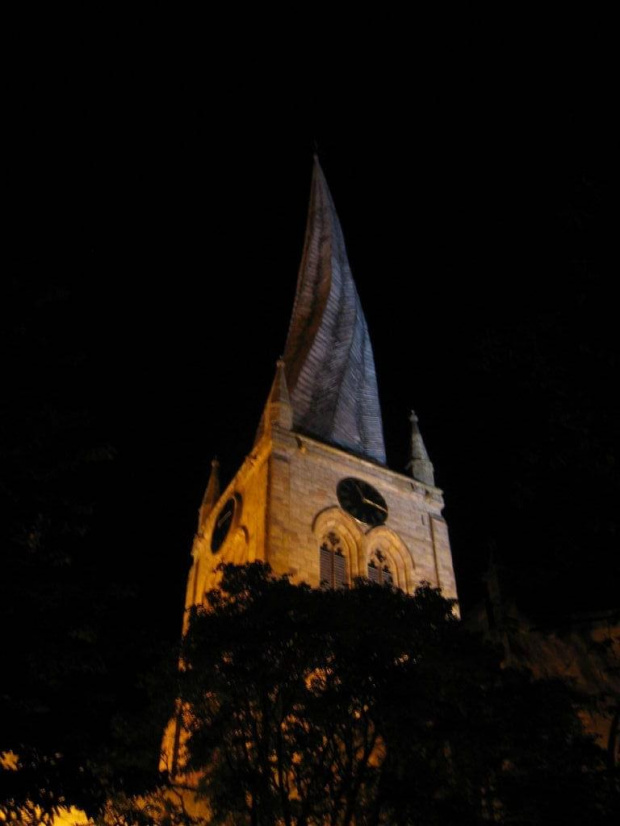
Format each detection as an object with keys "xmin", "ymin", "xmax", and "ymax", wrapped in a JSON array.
[
  {"xmin": 361, "ymin": 528, "xmax": 414, "ymax": 593},
  {"xmin": 320, "ymin": 530, "xmax": 348, "ymax": 589},
  {"xmin": 368, "ymin": 549, "xmax": 393, "ymax": 586}
]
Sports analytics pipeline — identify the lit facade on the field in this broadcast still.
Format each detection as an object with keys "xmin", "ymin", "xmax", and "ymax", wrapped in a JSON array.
[{"xmin": 183, "ymin": 159, "xmax": 457, "ymax": 618}]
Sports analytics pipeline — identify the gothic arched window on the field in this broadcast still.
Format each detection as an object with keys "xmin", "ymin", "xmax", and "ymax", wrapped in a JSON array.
[
  {"xmin": 368, "ymin": 550, "xmax": 393, "ymax": 586},
  {"xmin": 320, "ymin": 530, "xmax": 348, "ymax": 589}
]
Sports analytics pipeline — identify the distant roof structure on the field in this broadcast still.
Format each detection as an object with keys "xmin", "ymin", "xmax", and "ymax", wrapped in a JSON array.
[{"xmin": 283, "ymin": 158, "xmax": 386, "ymax": 464}]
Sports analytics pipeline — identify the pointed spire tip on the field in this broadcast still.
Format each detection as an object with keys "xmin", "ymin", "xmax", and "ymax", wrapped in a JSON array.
[
  {"xmin": 199, "ymin": 456, "xmax": 221, "ymax": 531},
  {"xmin": 407, "ymin": 409, "xmax": 435, "ymax": 486}
]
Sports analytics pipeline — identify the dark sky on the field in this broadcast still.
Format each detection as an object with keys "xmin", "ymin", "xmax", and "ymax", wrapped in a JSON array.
[{"xmin": 5, "ymin": 14, "xmax": 616, "ymax": 641}]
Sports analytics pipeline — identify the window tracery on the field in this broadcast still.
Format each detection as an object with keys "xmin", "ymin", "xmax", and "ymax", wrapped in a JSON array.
[
  {"xmin": 361, "ymin": 527, "xmax": 414, "ymax": 593},
  {"xmin": 320, "ymin": 530, "xmax": 348, "ymax": 589},
  {"xmin": 367, "ymin": 549, "xmax": 394, "ymax": 586}
]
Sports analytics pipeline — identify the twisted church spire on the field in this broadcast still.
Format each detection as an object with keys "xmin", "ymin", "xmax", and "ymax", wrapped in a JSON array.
[{"xmin": 282, "ymin": 158, "xmax": 386, "ymax": 463}]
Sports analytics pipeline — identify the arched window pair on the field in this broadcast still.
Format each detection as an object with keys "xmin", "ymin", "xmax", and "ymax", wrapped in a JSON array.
[
  {"xmin": 320, "ymin": 532, "xmax": 394, "ymax": 590},
  {"xmin": 314, "ymin": 508, "xmax": 413, "ymax": 593}
]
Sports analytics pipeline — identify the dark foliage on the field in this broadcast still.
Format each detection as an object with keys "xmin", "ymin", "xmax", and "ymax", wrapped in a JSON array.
[
  {"xmin": 0, "ymin": 280, "xmax": 175, "ymax": 819},
  {"xmin": 458, "ymin": 162, "xmax": 617, "ymax": 617},
  {"xmin": 467, "ymin": 266, "xmax": 618, "ymax": 616},
  {"xmin": 165, "ymin": 563, "xmax": 615, "ymax": 825}
]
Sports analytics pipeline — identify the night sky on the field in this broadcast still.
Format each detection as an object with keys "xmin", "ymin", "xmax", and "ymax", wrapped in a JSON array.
[{"xmin": 5, "ymin": 14, "xmax": 617, "ymax": 649}]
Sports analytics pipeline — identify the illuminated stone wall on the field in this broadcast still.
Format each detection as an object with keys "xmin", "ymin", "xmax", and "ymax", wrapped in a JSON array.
[
  {"xmin": 185, "ymin": 423, "xmax": 457, "ymax": 611},
  {"xmin": 184, "ymin": 440, "xmax": 270, "ymax": 621}
]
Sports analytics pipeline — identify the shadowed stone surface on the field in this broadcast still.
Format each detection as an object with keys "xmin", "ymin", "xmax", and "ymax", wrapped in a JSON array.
[{"xmin": 283, "ymin": 159, "xmax": 386, "ymax": 464}]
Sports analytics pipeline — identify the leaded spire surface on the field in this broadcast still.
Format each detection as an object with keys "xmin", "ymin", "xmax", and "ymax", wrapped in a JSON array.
[{"xmin": 283, "ymin": 159, "xmax": 386, "ymax": 464}]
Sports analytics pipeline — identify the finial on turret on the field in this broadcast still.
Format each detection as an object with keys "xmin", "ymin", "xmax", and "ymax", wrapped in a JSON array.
[
  {"xmin": 270, "ymin": 359, "xmax": 293, "ymax": 427},
  {"xmin": 254, "ymin": 359, "xmax": 293, "ymax": 444},
  {"xmin": 198, "ymin": 457, "xmax": 220, "ymax": 532},
  {"xmin": 406, "ymin": 410, "xmax": 435, "ymax": 486}
]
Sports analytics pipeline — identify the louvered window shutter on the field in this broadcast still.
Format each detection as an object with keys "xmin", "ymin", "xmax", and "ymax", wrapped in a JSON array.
[
  {"xmin": 369, "ymin": 554, "xmax": 394, "ymax": 587},
  {"xmin": 334, "ymin": 552, "xmax": 347, "ymax": 588},
  {"xmin": 368, "ymin": 562, "xmax": 380, "ymax": 584},
  {"xmin": 320, "ymin": 545, "xmax": 332, "ymax": 589}
]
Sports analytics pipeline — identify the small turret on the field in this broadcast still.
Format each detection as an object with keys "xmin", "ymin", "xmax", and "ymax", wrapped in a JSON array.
[
  {"xmin": 406, "ymin": 410, "xmax": 435, "ymax": 486},
  {"xmin": 198, "ymin": 458, "xmax": 220, "ymax": 533},
  {"xmin": 255, "ymin": 359, "xmax": 293, "ymax": 444}
]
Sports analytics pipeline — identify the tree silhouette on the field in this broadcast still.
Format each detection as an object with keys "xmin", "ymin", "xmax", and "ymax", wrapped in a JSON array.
[
  {"xmin": 0, "ymin": 279, "xmax": 173, "ymax": 820},
  {"xmin": 154, "ymin": 563, "xmax": 615, "ymax": 825}
]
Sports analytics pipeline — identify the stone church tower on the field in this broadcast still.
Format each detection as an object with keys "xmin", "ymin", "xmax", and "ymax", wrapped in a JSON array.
[{"xmin": 183, "ymin": 158, "xmax": 457, "ymax": 620}]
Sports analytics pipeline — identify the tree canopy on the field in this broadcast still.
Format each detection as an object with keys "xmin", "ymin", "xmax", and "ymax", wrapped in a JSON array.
[
  {"xmin": 0, "ymin": 280, "xmax": 175, "ymax": 822},
  {"xmin": 144, "ymin": 563, "xmax": 616, "ymax": 826}
]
